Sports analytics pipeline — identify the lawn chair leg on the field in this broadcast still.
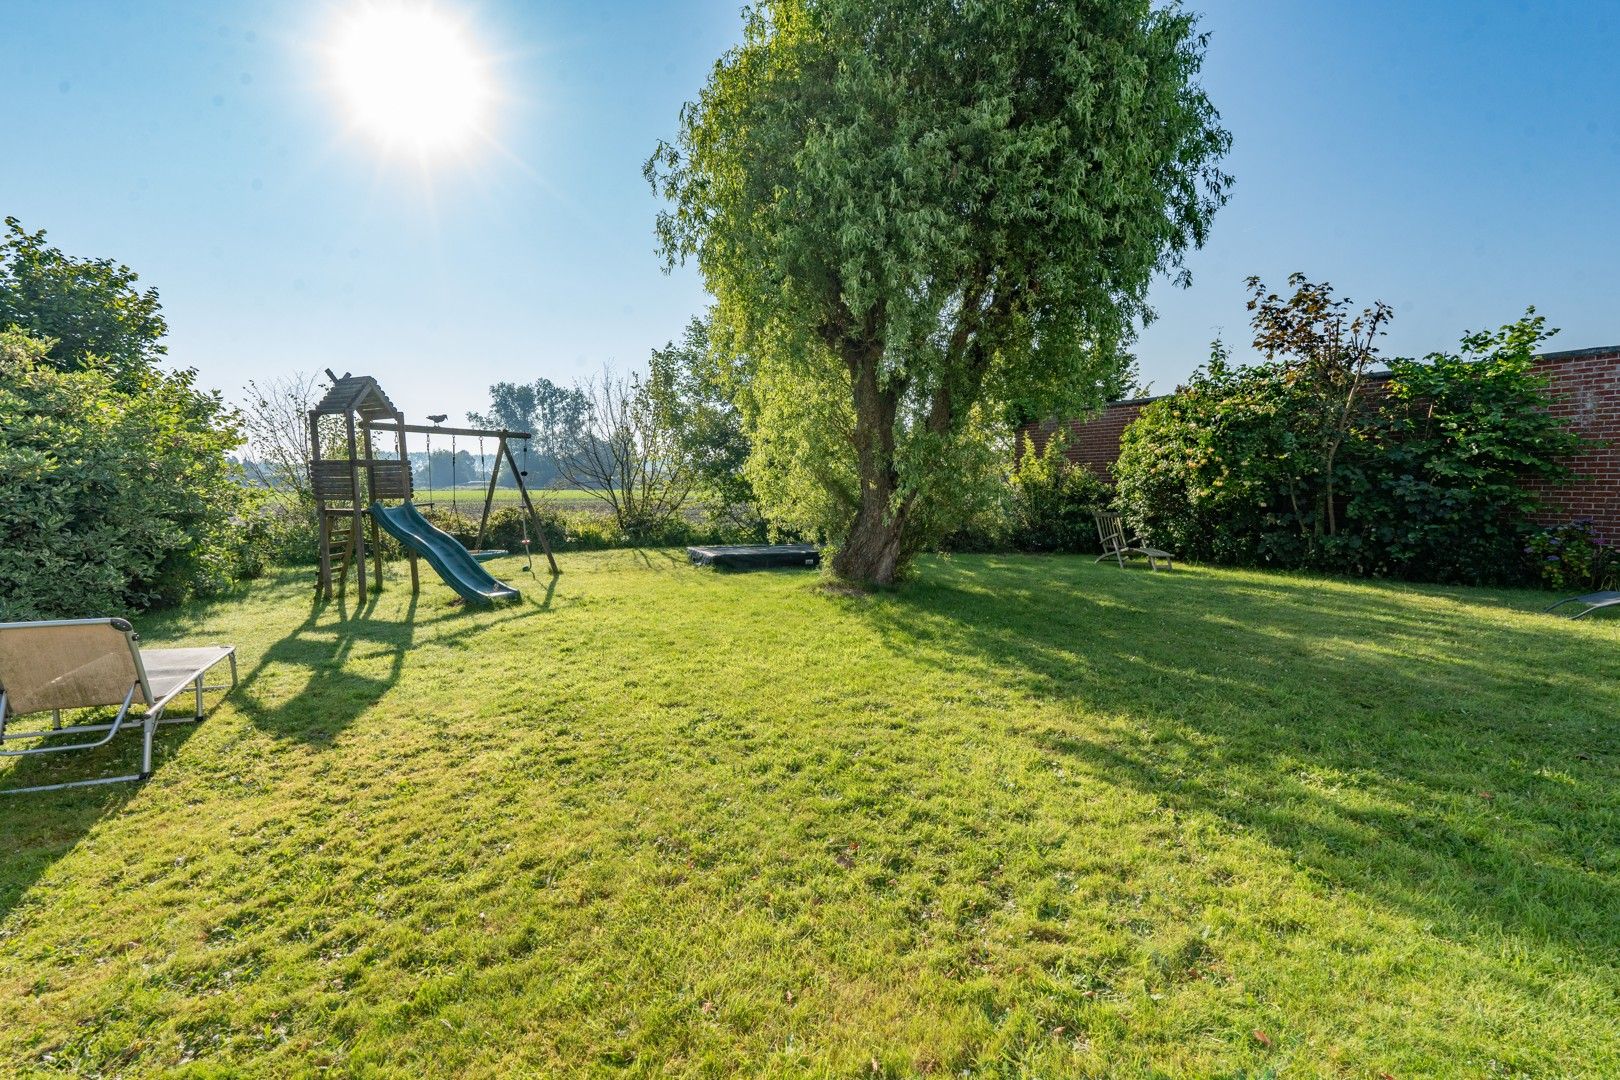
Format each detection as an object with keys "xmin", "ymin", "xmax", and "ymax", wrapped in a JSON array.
[
  {"xmin": 1, "ymin": 685, "xmax": 146, "ymax": 795},
  {"xmin": 161, "ymin": 653, "xmax": 237, "ymax": 725},
  {"xmin": 140, "ymin": 707, "xmax": 159, "ymax": 779}
]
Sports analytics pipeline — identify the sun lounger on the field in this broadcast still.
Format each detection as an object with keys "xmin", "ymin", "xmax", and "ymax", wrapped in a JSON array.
[
  {"xmin": 1544, "ymin": 590, "xmax": 1620, "ymax": 620},
  {"xmin": 1092, "ymin": 510, "xmax": 1173, "ymax": 570},
  {"xmin": 0, "ymin": 618, "xmax": 237, "ymax": 794}
]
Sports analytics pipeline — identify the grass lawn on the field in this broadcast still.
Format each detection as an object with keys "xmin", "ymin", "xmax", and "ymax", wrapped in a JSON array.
[
  {"xmin": 392, "ymin": 486, "xmax": 612, "ymax": 515},
  {"xmin": 262, "ymin": 486, "xmax": 613, "ymax": 515},
  {"xmin": 1, "ymin": 553, "xmax": 1616, "ymax": 1077}
]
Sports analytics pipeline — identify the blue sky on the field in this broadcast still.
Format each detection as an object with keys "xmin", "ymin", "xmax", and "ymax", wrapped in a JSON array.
[{"xmin": 3, "ymin": 0, "xmax": 1617, "ymax": 422}]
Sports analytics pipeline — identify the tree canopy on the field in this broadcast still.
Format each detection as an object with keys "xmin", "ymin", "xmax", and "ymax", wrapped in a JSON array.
[
  {"xmin": 468, "ymin": 377, "xmax": 590, "ymax": 487},
  {"xmin": 649, "ymin": 0, "xmax": 1231, "ymax": 583},
  {"xmin": 647, "ymin": 313, "xmax": 762, "ymax": 531},
  {"xmin": 0, "ymin": 221, "xmax": 253, "ymax": 615},
  {"xmin": 0, "ymin": 217, "xmax": 168, "ymax": 387}
]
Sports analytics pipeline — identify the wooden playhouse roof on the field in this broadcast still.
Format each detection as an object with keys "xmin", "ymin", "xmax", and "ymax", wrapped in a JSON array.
[{"xmin": 312, "ymin": 374, "xmax": 401, "ymax": 420}]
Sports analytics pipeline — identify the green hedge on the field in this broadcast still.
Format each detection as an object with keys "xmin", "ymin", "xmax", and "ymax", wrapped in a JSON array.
[
  {"xmin": 248, "ymin": 497, "xmax": 780, "ymax": 573},
  {"xmin": 1114, "ymin": 315, "xmax": 1582, "ymax": 585},
  {"xmin": 0, "ymin": 330, "xmax": 252, "ymax": 619},
  {"xmin": 1004, "ymin": 434, "xmax": 1112, "ymax": 553}
]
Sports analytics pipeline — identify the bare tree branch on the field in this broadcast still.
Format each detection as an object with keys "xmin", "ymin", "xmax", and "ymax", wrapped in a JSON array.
[
  {"xmin": 544, "ymin": 366, "xmax": 697, "ymax": 539},
  {"xmin": 240, "ymin": 372, "xmax": 323, "ymax": 502}
]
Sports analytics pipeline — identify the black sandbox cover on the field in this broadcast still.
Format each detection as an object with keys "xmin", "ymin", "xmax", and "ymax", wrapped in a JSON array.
[{"xmin": 687, "ymin": 544, "xmax": 822, "ymax": 570}]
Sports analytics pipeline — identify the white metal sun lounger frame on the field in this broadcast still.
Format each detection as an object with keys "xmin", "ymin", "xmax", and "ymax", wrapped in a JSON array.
[
  {"xmin": 1544, "ymin": 590, "xmax": 1620, "ymax": 620},
  {"xmin": 0, "ymin": 618, "xmax": 237, "ymax": 794}
]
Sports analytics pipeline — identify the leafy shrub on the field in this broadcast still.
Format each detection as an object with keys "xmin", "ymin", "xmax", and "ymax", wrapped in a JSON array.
[
  {"xmin": 1342, "ymin": 314, "xmax": 1580, "ymax": 583},
  {"xmin": 1005, "ymin": 433, "xmax": 1112, "ymax": 553},
  {"xmin": 1114, "ymin": 311, "xmax": 1583, "ymax": 585},
  {"xmin": 222, "ymin": 508, "xmax": 274, "ymax": 583},
  {"xmin": 556, "ymin": 511, "xmax": 627, "ymax": 550},
  {"xmin": 0, "ymin": 330, "xmax": 249, "ymax": 619},
  {"xmin": 1524, "ymin": 521, "xmax": 1616, "ymax": 593},
  {"xmin": 245, "ymin": 499, "xmax": 321, "ymax": 567},
  {"xmin": 900, "ymin": 407, "xmax": 1020, "ymax": 563},
  {"xmin": 409, "ymin": 505, "xmax": 564, "ymax": 558},
  {"xmin": 254, "ymin": 494, "xmax": 789, "ymax": 575},
  {"xmin": 413, "ymin": 504, "xmax": 717, "ymax": 555},
  {"xmin": 1116, "ymin": 343, "xmax": 1322, "ymax": 566}
]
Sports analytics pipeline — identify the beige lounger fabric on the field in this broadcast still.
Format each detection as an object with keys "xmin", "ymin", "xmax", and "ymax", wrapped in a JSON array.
[
  {"xmin": 1, "ymin": 619, "xmax": 238, "ymax": 793},
  {"xmin": 0, "ymin": 621, "xmax": 143, "ymax": 715},
  {"xmin": 141, "ymin": 647, "xmax": 236, "ymax": 708}
]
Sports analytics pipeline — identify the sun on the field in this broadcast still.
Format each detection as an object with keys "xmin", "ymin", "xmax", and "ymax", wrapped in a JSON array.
[{"xmin": 327, "ymin": 2, "xmax": 493, "ymax": 157}]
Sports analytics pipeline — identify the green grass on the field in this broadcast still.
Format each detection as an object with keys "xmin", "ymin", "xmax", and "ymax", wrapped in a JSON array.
[
  {"xmin": 396, "ymin": 486, "xmax": 611, "ymax": 514},
  {"xmin": 1, "ymin": 553, "xmax": 1616, "ymax": 1077},
  {"xmin": 262, "ymin": 486, "xmax": 613, "ymax": 514}
]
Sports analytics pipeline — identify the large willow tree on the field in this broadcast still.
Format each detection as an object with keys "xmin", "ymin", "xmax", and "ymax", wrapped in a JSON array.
[{"xmin": 649, "ymin": 0, "xmax": 1231, "ymax": 585}]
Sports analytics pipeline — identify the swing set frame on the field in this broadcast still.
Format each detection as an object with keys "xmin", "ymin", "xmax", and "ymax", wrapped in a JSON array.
[
  {"xmin": 367, "ymin": 419, "xmax": 559, "ymax": 574},
  {"xmin": 308, "ymin": 370, "xmax": 559, "ymax": 601}
]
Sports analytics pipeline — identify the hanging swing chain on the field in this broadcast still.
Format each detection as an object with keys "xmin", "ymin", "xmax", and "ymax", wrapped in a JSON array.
[
  {"xmin": 423, "ymin": 428, "xmax": 433, "ymax": 507},
  {"xmin": 449, "ymin": 433, "xmax": 459, "ymax": 512},
  {"xmin": 517, "ymin": 437, "xmax": 535, "ymax": 575}
]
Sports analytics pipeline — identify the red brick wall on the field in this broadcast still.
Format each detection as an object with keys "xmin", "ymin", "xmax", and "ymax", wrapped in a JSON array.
[
  {"xmin": 1520, "ymin": 348, "xmax": 1620, "ymax": 541},
  {"xmin": 1020, "ymin": 346, "xmax": 1620, "ymax": 542},
  {"xmin": 1019, "ymin": 397, "xmax": 1158, "ymax": 480}
]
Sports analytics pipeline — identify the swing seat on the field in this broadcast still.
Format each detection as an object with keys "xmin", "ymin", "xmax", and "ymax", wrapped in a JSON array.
[{"xmin": 468, "ymin": 549, "xmax": 508, "ymax": 562}]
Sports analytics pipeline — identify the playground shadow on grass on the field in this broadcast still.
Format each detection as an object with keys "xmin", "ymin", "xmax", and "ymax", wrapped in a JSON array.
[
  {"xmin": 0, "ymin": 572, "xmax": 547, "ymax": 922},
  {"xmin": 867, "ymin": 556, "xmax": 1620, "ymax": 959},
  {"xmin": 233, "ymin": 583, "xmax": 545, "ymax": 745},
  {"xmin": 226, "ymin": 589, "xmax": 408, "ymax": 745}
]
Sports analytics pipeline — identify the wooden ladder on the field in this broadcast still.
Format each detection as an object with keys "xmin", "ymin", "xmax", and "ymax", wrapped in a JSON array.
[{"xmin": 322, "ymin": 507, "xmax": 361, "ymax": 596}]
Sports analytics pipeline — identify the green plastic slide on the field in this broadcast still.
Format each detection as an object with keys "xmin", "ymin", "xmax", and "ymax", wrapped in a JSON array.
[{"xmin": 369, "ymin": 501, "xmax": 521, "ymax": 604}]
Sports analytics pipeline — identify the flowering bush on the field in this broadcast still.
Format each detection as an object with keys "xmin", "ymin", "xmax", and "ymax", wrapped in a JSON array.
[{"xmin": 1524, "ymin": 521, "xmax": 1616, "ymax": 593}]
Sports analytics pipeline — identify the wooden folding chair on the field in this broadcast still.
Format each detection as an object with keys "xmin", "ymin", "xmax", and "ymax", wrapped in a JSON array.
[{"xmin": 1092, "ymin": 510, "xmax": 1174, "ymax": 571}]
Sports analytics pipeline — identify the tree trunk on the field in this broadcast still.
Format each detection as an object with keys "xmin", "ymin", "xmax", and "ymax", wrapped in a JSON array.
[{"xmin": 831, "ymin": 342, "xmax": 909, "ymax": 587}]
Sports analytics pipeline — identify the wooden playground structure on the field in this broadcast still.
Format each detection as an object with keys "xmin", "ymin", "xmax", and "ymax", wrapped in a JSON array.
[{"xmin": 308, "ymin": 371, "xmax": 559, "ymax": 600}]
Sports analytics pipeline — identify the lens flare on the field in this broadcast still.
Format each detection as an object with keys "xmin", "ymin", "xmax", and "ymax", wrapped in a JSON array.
[{"xmin": 327, "ymin": 3, "xmax": 492, "ymax": 156}]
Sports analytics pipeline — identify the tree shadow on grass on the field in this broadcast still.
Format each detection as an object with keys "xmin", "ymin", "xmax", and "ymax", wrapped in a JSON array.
[
  {"xmin": 0, "ymin": 572, "xmax": 546, "ymax": 921},
  {"xmin": 630, "ymin": 547, "xmax": 694, "ymax": 571},
  {"xmin": 863, "ymin": 556, "xmax": 1620, "ymax": 958}
]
